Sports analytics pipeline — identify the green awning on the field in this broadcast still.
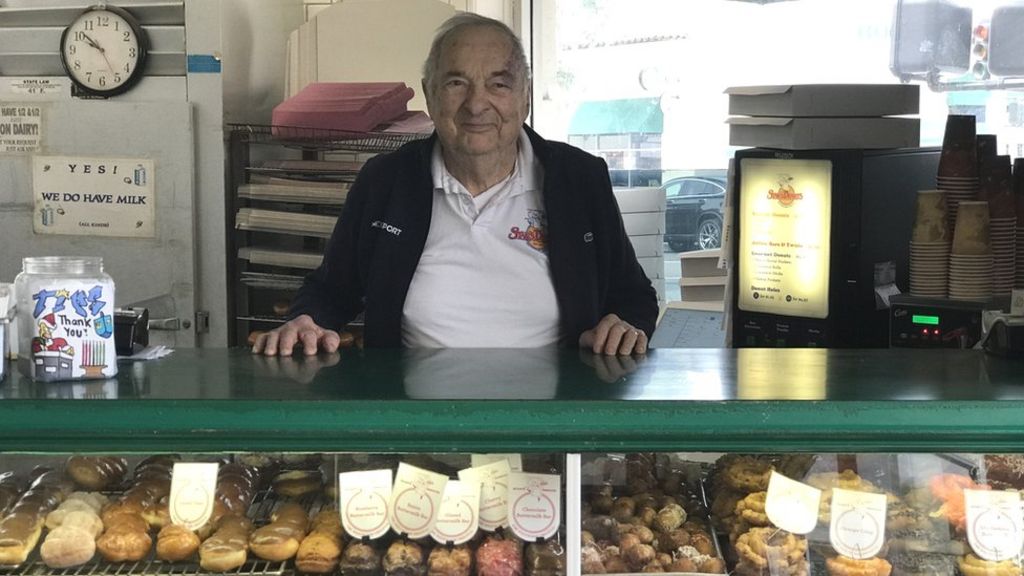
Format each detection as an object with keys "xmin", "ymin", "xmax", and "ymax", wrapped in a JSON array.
[{"xmin": 568, "ymin": 98, "xmax": 663, "ymax": 135}]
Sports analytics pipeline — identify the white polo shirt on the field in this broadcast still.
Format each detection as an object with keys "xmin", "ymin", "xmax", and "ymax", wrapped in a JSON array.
[{"xmin": 401, "ymin": 130, "xmax": 561, "ymax": 348}]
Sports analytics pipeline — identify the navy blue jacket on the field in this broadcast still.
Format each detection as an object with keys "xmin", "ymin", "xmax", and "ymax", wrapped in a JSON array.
[{"xmin": 290, "ymin": 125, "xmax": 659, "ymax": 347}]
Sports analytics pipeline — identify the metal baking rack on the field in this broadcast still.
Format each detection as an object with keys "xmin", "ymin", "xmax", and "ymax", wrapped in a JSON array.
[
  {"xmin": 0, "ymin": 557, "xmax": 288, "ymax": 576},
  {"xmin": 228, "ymin": 124, "xmax": 428, "ymax": 154}
]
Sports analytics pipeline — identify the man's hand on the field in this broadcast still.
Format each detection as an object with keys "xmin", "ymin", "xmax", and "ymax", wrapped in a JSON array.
[
  {"xmin": 251, "ymin": 314, "xmax": 342, "ymax": 356},
  {"xmin": 578, "ymin": 313, "xmax": 648, "ymax": 356}
]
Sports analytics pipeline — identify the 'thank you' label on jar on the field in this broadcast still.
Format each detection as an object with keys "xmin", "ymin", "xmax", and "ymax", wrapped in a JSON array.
[
  {"xmin": 169, "ymin": 462, "xmax": 219, "ymax": 530},
  {"xmin": 389, "ymin": 463, "xmax": 447, "ymax": 539},
  {"xmin": 430, "ymin": 480, "xmax": 480, "ymax": 546},
  {"xmin": 765, "ymin": 471, "xmax": 822, "ymax": 535},
  {"xmin": 508, "ymin": 472, "xmax": 560, "ymax": 541},
  {"xmin": 829, "ymin": 488, "xmax": 887, "ymax": 559},
  {"xmin": 26, "ymin": 280, "xmax": 115, "ymax": 381},
  {"xmin": 340, "ymin": 469, "xmax": 393, "ymax": 540},
  {"xmin": 965, "ymin": 488, "xmax": 1024, "ymax": 562},
  {"xmin": 458, "ymin": 459, "xmax": 510, "ymax": 531}
]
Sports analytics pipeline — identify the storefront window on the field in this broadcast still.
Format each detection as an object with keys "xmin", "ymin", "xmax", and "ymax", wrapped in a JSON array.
[{"xmin": 531, "ymin": 0, "xmax": 1024, "ymax": 183}]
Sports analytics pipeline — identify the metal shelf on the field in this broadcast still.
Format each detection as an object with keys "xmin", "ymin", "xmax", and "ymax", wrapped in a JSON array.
[{"xmin": 228, "ymin": 124, "xmax": 428, "ymax": 153}]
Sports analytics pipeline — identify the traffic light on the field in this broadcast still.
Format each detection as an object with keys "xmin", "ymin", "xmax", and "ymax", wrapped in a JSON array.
[
  {"xmin": 990, "ymin": 5, "xmax": 1024, "ymax": 76},
  {"xmin": 972, "ymin": 22, "xmax": 990, "ymax": 79}
]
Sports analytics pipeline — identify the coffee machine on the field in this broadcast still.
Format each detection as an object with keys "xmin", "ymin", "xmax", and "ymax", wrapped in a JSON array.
[{"xmin": 731, "ymin": 147, "xmax": 941, "ymax": 348}]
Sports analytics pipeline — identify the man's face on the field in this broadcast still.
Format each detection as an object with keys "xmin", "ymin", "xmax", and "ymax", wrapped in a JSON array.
[{"xmin": 425, "ymin": 25, "xmax": 529, "ymax": 162}]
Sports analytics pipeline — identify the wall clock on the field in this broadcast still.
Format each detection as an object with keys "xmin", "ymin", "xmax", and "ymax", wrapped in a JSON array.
[{"xmin": 59, "ymin": 4, "xmax": 149, "ymax": 97}]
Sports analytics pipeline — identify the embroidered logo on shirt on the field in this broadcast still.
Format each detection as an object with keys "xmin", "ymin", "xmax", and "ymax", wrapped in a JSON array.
[
  {"xmin": 508, "ymin": 209, "xmax": 548, "ymax": 252},
  {"xmin": 371, "ymin": 220, "xmax": 402, "ymax": 236}
]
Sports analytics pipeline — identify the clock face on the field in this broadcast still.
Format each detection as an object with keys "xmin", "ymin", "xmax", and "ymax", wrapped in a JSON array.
[{"xmin": 60, "ymin": 5, "xmax": 148, "ymax": 97}]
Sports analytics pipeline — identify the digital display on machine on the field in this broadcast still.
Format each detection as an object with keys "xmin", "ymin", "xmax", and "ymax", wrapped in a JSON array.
[
  {"xmin": 738, "ymin": 158, "xmax": 832, "ymax": 319},
  {"xmin": 912, "ymin": 315, "xmax": 940, "ymax": 326}
]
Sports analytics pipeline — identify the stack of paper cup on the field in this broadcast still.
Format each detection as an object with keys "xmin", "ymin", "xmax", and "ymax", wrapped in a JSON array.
[
  {"xmin": 1016, "ymin": 159, "xmax": 1024, "ymax": 289},
  {"xmin": 909, "ymin": 190, "xmax": 950, "ymax": 297},
  {"xmin": 937, "ymin": 115, "xmax": 979, "ymax": 233},
  {"xmin": 948, "ymin": 201, "xmax": 993, "ymax": 301},
  {"xmin": 981, "ymin": 155, "xmax": 1017, "ymax": 296}
]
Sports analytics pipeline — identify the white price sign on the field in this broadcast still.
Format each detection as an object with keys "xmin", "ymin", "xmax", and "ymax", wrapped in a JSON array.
[
  {"xmin": 965, "ymin": 489, "xmax": 1024, "ymax": 562},
  {"xmin": 339, "ymin": 469, "xmax": 392, "ymax": 540},
  {"xmin": 430, "ymin": 480, "xmax": 480, "ymax": 545},
  {"xmin": 828, "ymin": 488, "xmax": 887, "ymax": 559},
  {"xmin": 765, "ymin": 471, "xmax": 821, "ymax": 535},
  {"xmin": 458, "ymin": 459, "xmax": 511, "ymax": 531},
  {"xmin": 389, "ymin": 463, "xmax": 447, "ymax": 539},
  {"xmin": 169, "ymin": 462, "xmax": 219, "ymax": 531},
  {"xmin": 508, "ymin": 472, "xmax": 560, "ymax": 541}
]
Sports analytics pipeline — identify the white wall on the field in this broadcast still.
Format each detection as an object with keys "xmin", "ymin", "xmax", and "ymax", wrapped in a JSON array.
[{"xmin": 221, "ymin": 0, "xmax": 306, "ymax": 125}]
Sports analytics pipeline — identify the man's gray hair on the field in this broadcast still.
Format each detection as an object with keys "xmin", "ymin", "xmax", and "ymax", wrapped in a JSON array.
[{"xmin": 422, "ymin": 12, "xmax": 531, "ymax": 100}]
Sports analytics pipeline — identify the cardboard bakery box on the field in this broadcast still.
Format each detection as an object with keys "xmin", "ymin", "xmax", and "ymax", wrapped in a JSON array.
[
  {"xmin": 680, "ymin": 248, "xmax": 726, "ymax": 278},
  {"xmin": 613, "ymin": 187, "xmax": 665, "ymax": 213},
  {"xmin": 726, "ymin": 84, "xmax": 919, "ymax": 117},
  {"xmin": 727, "ymin": 116, "xmax": 920, "ymax": 150},
  {"xmin": 680, "ymin": 275, "xmax": 726, "ymax": 302}
]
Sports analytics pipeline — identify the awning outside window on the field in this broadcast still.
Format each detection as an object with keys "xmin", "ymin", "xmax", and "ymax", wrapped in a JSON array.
[{"xmin": 569, "ymin": 98, "xmax": 664, "ymax": 135}]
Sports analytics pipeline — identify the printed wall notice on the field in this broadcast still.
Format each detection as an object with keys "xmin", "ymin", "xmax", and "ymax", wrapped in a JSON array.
[
  {"xmin": 0, "ymin": 104, "xmax": 42, "ymax": 153},
  {"xmin": 33, "ymin": 155, "xmax": 155, "ymax": 238},
  {"xmin": 738, "ymin": 158, "xmax": 832, "ymax": 319}
]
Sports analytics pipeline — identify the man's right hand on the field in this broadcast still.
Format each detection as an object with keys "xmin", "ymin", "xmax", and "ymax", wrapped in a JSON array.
[{"xmin": 251, "ymin": 314, "xmax": 342, "ymax": 356}]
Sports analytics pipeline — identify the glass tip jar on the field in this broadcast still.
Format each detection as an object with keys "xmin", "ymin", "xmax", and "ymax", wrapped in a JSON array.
[{"xmin": 14, "ymin": 256, "xmax": 117, "ymax": 382}]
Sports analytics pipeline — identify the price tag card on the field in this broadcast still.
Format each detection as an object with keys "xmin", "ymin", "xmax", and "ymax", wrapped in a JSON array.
[
  {"xmin": 389, "ymin": 463, "xmax": 448, "ymax": 539},
  {"xmin": 829, "ymin": 488, "xmax": 887, "ymax": 559},
  {"xmin": 471, "ymin": 454, "xmax": 524, "ymax": 472},
  {"xmin": 458, "ymin": 459, "xmax": 511, "ymax": 531},
  {"xmin": 765, "ymin": 471, "xmax": 822, "ymax": 535},
  {"xmin": 340, "ymin": 469, "xmax": 393, "ymax": 540},
  {"xmin": 430, "ymin": 480, "xmax": 481, "ymax": 545},
  {"xmin": 508, "ymin": 472, "xmax": 561, "ymax": 541},
  {"xmin": 965, "ymin": 488, "xmax": 1024, "ymax": 562},
  {"xmin": 169, "ymin": 462, "xmax": 219, "ymax": 530}
]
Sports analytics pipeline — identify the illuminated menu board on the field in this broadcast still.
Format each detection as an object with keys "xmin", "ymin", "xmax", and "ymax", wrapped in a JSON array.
[{"xmin": 738, "ymin": 158, "xmax": 832, "ymax": 319}]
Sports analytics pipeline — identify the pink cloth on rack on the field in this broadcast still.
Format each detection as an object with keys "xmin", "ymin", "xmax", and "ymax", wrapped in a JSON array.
[{"xmin": 272, "ymin": 82, "xmax": 416, "ymax": 133}]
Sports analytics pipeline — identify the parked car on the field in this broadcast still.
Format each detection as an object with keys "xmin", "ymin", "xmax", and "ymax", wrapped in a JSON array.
[{"xmin": 662, "ymin": 175, "xmax": 726, "ymax": 252}]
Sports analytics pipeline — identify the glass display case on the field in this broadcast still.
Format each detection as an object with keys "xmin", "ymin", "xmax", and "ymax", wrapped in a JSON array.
[{"xmin": 1, "ymin": 347, "xmax": 1024, "ymax": 576}]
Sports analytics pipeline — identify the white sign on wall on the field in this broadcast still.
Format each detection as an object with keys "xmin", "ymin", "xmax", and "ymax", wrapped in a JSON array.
[
  {"xmin": 0, "ymin": 104, "xmax": 42, "ymax": 153},
  {"xmin": 33, "ymin": 155, "xmax": 155, "ymax": 238}
]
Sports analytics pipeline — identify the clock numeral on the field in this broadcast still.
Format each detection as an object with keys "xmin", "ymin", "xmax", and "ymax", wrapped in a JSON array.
[
  {"xmin": 74, "ymin": 31, "xmax": 86, "ymax": 42},
  {"xmin": 68, "ymin": 44, "xmax": 76, "ymax": 55},
  {"xmin": 86, "ymin": 72, "xmax": 92, "ymax": 82},
  {"xmin": 84, "ymin": 20, "xmax": 94, "ymax": 31},
  {"xmin": 129, "ymin": 47, "xmax": 136, "ymax": 58},
  {"xmin": 124, "ymin": 62, "xmax": 130, "ymax": 73},
  {"xmin": 123, "ymin": 31, "xmax": 131, "ymax": 41},
  {"xmin": 98, "ymin": 16, "xmax": 109, "ymax": 27},
  {"xmin": 99, "ymin": 76, "xmax": 107, "ymax": 87},
  {"xmin": 73, "ymin": 60, "xmax": 81, "ymax": 71},
  {"xmin": 114, "ymin": 73, "xmax": 122, "ymax": 83},
  {"xmin": 115, "ymin": 21, "xmax": 120, "ymax": 31}
]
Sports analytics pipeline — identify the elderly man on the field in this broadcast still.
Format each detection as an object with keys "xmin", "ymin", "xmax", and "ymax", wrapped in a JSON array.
[{"xmin": 254, "ymin": 13, "xmax": 658, "ymax": 357}]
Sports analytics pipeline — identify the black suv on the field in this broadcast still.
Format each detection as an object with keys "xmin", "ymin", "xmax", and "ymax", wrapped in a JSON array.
[{"xmin": 662, "ymin": 175, "xmax": 726, "ymax": 252}]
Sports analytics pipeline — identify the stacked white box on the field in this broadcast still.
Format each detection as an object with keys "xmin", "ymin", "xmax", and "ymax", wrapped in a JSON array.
[
  {"xmin": 614, "ymin": 187, "xmax": 666, "ymax": 304},
  {"xmin": 680, "ymin": 248, "xmax": 727, "ymax": 306}
]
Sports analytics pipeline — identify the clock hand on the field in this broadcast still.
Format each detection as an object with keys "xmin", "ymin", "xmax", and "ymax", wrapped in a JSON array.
[
  {"xmin": 80, "ymin": 32, "xmax": 102, "ymax": 51},
  {"xmin": 81, "ymin": 33, "xmax": 117, "ymax": 74}
]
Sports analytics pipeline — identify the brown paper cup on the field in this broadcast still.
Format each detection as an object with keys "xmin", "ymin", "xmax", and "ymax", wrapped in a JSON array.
[{"xmin": 952, "ymin": 200, "xmax": 992, "ymax": 255}]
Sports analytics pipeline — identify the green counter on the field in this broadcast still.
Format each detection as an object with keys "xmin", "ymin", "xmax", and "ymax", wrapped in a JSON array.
[{"xmin": 1, "ymin": 347, "xmax": 1023, "ymax": 453}]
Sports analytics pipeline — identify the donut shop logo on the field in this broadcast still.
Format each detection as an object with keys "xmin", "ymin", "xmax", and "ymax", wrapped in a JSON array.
[
  {"xmin": 508, "ymin": 209, "xmax": 547, "ymax": 252},
  {"xmin": 767, "ymin": 174, "xmax": 802, "ymax": 207}
]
